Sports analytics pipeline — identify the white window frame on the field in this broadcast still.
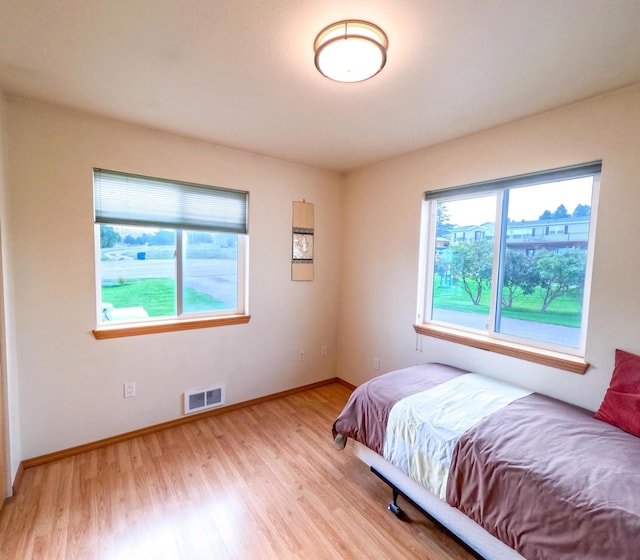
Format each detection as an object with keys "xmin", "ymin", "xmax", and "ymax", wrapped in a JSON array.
[
  {"xmin": 416, "ymin": 162, "xmax": 601, "ymax": 371},
  {"xmin": 92, "ymin": 169, "xmax": 249, "ymax": 338}
]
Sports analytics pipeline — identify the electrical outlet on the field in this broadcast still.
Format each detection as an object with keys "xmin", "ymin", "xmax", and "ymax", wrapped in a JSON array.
[
  {"xmin": 373, "ymin": 358, "xmax": 380, "ymax": 371},
  {"xmin": 321, "ymin": 346, "xmax": 328, "ymax": 357},
  {"xmin": 298, "ymin": 350, "xmax": 305, "ymax": 362},
  {"xmin": 123, "ymin": 382, "xmax": 136, "ymax": 398}
]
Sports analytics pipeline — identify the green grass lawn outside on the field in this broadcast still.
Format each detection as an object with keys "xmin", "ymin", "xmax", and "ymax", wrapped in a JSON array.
[
  {"xmin": 102, "ymin": 278, "xmax": 227, "ymax": 317},
  {"xmin": 433, "ymin": 278, "xmax": 583, "ymax": 328}
]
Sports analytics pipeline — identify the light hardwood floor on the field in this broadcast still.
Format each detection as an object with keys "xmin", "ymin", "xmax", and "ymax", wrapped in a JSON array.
[{"xmin": 0, "ymin": 383, "xmax": 475, "ymax": 560}]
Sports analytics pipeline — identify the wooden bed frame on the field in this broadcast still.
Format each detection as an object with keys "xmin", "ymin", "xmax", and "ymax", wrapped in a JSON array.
[{"xmin": 354, "ymin": 441, "xmax": 525, "ymax": 560}]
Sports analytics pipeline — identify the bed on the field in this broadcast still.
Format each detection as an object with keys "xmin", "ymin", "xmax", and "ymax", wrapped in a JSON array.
[{"xmin": 332, "ymin": 363, "xmax": 640, "ymax": 560}]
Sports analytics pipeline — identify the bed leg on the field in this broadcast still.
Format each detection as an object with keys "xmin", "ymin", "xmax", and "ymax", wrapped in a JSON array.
[
  {"xmin": 370, "ymin": 467, "xmax": 486, "ymax": 560},
  {"xmin": 388, "ymin": 489, "xmax": 404, "ymax": 518},
  {"xmin": 370, "ymin": 467, "xmax": 406, "ymax": 518}
]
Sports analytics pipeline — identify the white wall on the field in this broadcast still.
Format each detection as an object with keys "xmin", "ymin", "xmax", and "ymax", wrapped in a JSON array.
[
  {"xmin": 6, "ymin": 98, "xmax": 343, "ymax": 459},
  {"xmin": 7, "ymin": 83, "xmax": 640, "ymax": 462},
  {"xmin": 338, "ymin": 83, "xmax": 640, "ymax": 412},
  {"xmin": 0, "ymin": 89, "xmax": 21, "ymax": 491}
]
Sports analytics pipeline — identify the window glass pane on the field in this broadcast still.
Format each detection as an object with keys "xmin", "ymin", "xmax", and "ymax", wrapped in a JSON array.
[
  {"xmin": 496, "ymin": 178, "xmax": 593, "ymax": 347},
  {"xmin": 99, "ymin": 225, "xmax": 177, "ymax": 323},
  {"xmin": 422, "ymin": 163, "xmax": 599, "ymax": 356},
  {"xmin": 431, "ymin": 195, "xmax": 496, "ymax": 330},
  {"xmin": 182, "ymin": 231, "xmax": 239, "ymax": 314}
]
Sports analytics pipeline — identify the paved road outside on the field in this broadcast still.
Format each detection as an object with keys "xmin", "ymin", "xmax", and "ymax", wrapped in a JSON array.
[{"xmin": 432, "ymin": 308, "xmax": 580, "ymax": 348}]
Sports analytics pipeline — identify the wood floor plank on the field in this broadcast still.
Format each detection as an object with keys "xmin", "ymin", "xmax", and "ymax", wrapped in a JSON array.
[{"xmin": 0, "ymin": 383, "xmax": 476, "ymax": 560}]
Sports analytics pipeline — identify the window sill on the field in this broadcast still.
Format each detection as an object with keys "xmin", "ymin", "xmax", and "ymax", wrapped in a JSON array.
[
  {"xmin": 413, "ymin": 323, "xmax": 589, "ymax": 374},
  {"xmin": 93, "ymin": 314, "xmax": 251, "ymax": 339}
]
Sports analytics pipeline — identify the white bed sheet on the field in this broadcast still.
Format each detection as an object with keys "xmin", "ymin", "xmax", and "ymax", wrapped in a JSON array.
[{"xmin": 383, "ymin": 373, "xmax": 531, "ymax": 500}]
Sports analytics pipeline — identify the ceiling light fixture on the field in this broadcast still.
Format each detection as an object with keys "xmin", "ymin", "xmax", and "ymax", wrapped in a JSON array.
[{"xmin": 314, "ymin": 20, "xmax": 388, "ymax": 83}]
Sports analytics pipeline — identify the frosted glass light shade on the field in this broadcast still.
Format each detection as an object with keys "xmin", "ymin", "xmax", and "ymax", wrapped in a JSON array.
[{"xmin": 314, "ymin": 20, "xmax": 388, "ymax": 83}]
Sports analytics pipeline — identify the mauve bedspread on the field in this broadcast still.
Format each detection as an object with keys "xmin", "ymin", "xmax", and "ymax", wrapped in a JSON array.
[
  {"xmin": 332, "ymin": 363, "xmax": 468, "ymax": 454},
  {"xmin": 333, "ymin": 363, "xmax": 640, "ymax": 560}
]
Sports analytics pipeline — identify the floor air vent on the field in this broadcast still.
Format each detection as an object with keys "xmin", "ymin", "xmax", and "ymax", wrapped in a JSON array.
[{"xmin": 184, "ymin": 385, "xmax": 225, "ymax": 414}]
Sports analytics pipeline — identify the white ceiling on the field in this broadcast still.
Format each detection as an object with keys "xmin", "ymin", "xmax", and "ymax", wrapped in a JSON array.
[{"xmin": 1, "ymin": 0, "xmax": 640, "ymax": 173}]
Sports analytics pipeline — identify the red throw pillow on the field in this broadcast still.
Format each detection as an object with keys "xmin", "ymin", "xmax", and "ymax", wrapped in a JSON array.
[{"xmin": 594, "ymin": 348, "xmax": 640, "ymax": 437}]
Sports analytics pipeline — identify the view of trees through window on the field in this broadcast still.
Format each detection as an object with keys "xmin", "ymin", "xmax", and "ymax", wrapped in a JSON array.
[
  {"xmin": 430, "ymin": 176, "xmax": 595, "ymax": 349},
  {"xmin": 99, "ymin": 225, "xmax": 239, "ymax": 323}
]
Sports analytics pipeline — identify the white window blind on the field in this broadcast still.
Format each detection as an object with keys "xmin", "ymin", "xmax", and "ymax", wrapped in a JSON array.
[
  {"xmin": 424, "ymin": 161, "xmax": 602, "ymax": 201},
  {"xmin": 93, "ymin": 169, "xmax": 248, "ymax": 234}
]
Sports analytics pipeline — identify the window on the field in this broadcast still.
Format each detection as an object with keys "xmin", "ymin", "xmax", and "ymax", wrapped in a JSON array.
[
  {"xmin": 93, "ymin": 169, "xmax": 249, "ymax": 336},
  {"xmin": 417, "ymin": 162, "xmax": 600, "ymax": 370}
]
